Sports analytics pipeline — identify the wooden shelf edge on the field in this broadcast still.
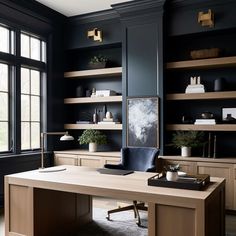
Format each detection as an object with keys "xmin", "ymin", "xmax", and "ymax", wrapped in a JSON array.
[
  {"xmin": 64, "ymin": 67, "xmax": 122, "ymax": 78},
  {"xmin": 166, "ymin": 124, "xmax": 236, "ymax": 131},
  {"xmin": 166, "ymin": 91, "xmax": 236, "ymax": 100},
  {"xmin": 166, "ymin": 56, "xmax": 236, "ymax": 70},
  {"xmin": 64, "ymin": 124, "xmax": 123, "ymax": 130},
  {"xmin": 64, "ymin": 96, "xmax": 122, "ymax": 104}
]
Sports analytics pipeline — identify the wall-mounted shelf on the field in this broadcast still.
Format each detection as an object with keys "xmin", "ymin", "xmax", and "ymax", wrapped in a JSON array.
[
  {"xmin": 166, "ymin": 56, "xmax": 236, "ymax": 70},
  {"xmin": 64, "ymin": 123, "xmax": 123, "ymax": 130},
  {"xmin": 64, "ymin": 67, "xmax": 122, "ymax": 79},
  {"xmin": 64, "ymin": 96, "xmax": 122, "ymax": 104},
  {"xmin": 166, "ymin": 124, "xmax": 236, "ymax": 131},
  {"xmin": 166, "ymin": 91, "xmax": 236, "ymax": 100}
]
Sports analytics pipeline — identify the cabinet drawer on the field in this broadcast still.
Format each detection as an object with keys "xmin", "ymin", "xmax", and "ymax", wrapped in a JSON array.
[
  {"xmin": 54, "ymin": 154, "xmax": 78, "ymax": 166},
  {"xmin": 78, "ymin": 155, "xmax": 102, "ymax": 168},
  {"xmin": 104, "ymin": 157, "xmax": 120, "ymax": 165},
  {"xmin": 197, "ymin": 162, "xmax": 234, "ymax": 210}
]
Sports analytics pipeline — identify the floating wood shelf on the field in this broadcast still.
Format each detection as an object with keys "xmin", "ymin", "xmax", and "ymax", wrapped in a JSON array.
[
  {"xmin": 166, "ymin": 56, "xmax": 236, "ymax": 70},
  {"xmin": 64, "ymin": 67, "xmax": 122, "ymax": 78},
  {"xmin": 166, "ymin": 91, "xmax": 236, "ymax": 100},
  {"xmin": 166, "ymin": 124, "xmax": 236, "ymax": 131},
  {"xmin": 64, "ymin": 96, "xmax": 122, "ymax": 104},
  {"xmin": 64, "ymin": 123, "xmax": 123, "ymax": 130}
]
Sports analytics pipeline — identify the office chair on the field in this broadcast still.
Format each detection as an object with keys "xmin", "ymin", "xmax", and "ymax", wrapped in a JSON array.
[{"xmin": 104, "ymin": 146, "xmax": 159, "ymax": 226}]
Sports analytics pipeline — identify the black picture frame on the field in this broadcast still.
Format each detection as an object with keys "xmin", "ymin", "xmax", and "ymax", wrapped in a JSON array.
[{"xmin": 127, "ymin": 96, "xmax": 159, "ymax": 148}]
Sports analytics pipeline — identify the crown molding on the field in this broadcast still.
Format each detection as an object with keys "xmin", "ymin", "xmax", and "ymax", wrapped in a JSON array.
[{"xmin": 67, "ymin": 9, "xmax": 119, "ymax": 25}]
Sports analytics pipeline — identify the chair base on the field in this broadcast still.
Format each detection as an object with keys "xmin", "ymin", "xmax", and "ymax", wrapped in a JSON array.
[{"xmin": 106, "ymin": 200, "xmax": 147, "ymax": 226}]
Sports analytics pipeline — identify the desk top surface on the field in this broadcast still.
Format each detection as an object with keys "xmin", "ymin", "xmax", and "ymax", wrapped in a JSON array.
[{"xmin": 5, "ymin": 165, "xmax": 225, "ymax": 203}]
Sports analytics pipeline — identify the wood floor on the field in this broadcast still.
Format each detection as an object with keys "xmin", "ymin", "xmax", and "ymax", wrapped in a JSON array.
[{"xmin": 1, "ymin": 197, "xmax": 236, "ymax": 235}]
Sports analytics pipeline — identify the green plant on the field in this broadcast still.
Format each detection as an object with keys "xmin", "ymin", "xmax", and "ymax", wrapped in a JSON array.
[
  {"xmin": 171, "ymin": 131, "xmax": 205, "ymax": 148},
  {"xmin": 78, "ymin": 129, "xmax": 107, "ymax": 145},
  {"xmin": 89, "ymin": 55, "xmax": 108, "ymax": 64},
  {"xmin": 164, "ymin": 164, "xmax": 180, "ymax": 172}
]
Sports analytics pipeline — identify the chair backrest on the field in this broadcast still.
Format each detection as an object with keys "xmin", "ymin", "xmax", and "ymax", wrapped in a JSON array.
[{"xmin": 120, "ymin": 147, "xmax": 159, "ymax": 172}]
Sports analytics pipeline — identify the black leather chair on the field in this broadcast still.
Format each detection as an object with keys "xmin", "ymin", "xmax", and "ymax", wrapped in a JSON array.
[{"xmin": 104, "ymin": 146, "xmax": 159, "ymax": 226}]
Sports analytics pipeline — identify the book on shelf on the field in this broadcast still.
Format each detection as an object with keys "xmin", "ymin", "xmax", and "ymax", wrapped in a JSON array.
[
  {"xmin": 98, "ymin": 121, "xmax": 121, "ymax": 125},
  {"xmin": 90, "ymin": 90, "xmax": 117, "ymax": 97},
  {"xmin": 194, "ymin": 119, "xmax": 216, "ymax": 125},
  {"xmin": 76, "ymin": 121, "xmax": 93, "ymax": 124},
  {"xmin": 185, "ymin": 84, "xmax": 205, "ymax": 94}
]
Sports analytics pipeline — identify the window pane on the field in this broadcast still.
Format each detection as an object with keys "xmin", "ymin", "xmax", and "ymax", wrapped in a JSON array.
[
  {"xmin": 0, "ymin": 25, "xmax": 9, "ymax": 53},
  {"xmin": 31, "ymin": 123, "xmax": 40, "ymax": 149},
  {"xmin": 21, "ymin": 34, "xmax": 30, "ymax": 58},
  {"xmin": 21, "ymin": 95, "xmax": 30, "ymax": 121},
  {"xmin": 0, "ymin": 63, "xmax": 8, "ymax": 92},
  {"xmin": 31, "ymin": 96, "xmax": 40, "ymax": 122},
  {"xmin": 31, "ymin": 37, "xmax": 40, "ymax": 61},
  {"xmin": 31, "ymin": 70, "xmax": 40, "ymax": 95},
  {"xmin": 42, "ymin": 41, "xmax": 46, "ymax": 63},
  {"xmin": 21, "ymin": 68, "xmax": 30, "ymax": 94},
  {"xmin": 21, "ymin": 122, "xmax": 30, "ymax": 150},
  {"xmin": 0, "ymin": 122, "xmax": 8, "ymax": 151},
  {"xmin": 0, "ymin": 93, "xmax": 8, "ymax": 121}
]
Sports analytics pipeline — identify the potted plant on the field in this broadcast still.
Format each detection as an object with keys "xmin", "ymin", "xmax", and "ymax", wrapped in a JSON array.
[
  {"xmin": 171, "ymin": 131, "xmax": 205, "ymax": 157},
  {"xmin": 164, "ymin": 164, "xmax": 180, "ymax": 181},
  {"xmin": 78, "ymin": 129, "xmax": 107, "ymax": 152},
  {"xmin": 89, "ymin": 55, "xmax": 108, "ymax": 69}
]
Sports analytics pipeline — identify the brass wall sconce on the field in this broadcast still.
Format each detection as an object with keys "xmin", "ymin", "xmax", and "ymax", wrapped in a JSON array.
[
  {"xmin": 87, "ymin": 28, "xmax": 102, "ymax": 42},
  {"xmin": 198, "ymin": 9, "xmax": 214, "ymax": 27}
]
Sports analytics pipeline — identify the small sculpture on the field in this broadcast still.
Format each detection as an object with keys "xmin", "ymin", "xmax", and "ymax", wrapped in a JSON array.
[{"xmin": 185, "ymin": 76, "xmax": 205, "ymax": 93}]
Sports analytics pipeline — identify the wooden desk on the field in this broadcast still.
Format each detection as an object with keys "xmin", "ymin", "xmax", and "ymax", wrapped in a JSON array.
[{"xmin": 5, "ymin": 165, "xmax": 225, "ymax": 236}]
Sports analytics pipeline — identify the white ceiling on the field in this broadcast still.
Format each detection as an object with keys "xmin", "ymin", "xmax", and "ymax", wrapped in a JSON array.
[{"xmin": 36, "ymin": 0, "xmax": 132, "ymax": 17}]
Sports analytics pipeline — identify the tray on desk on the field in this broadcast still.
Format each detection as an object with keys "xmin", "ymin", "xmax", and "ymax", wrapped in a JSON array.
[{"xmin": 148, "ymin": 173, "xmax": 210, "ymax": 190}]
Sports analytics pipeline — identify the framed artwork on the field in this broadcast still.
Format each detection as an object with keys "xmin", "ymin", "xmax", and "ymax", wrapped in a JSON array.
[
  {"xmin": 127, "ymin": 96, "xmax": 159, "ymax": 148},
  {"xmin": 222, "ymin": 107, "xmax": 236, "ymax": 121}
]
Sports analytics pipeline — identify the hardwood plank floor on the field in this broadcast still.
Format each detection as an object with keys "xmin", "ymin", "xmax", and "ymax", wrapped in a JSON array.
[{"xmin": 0, "ymin": 197, "xmax": 236, "ymax": 235}]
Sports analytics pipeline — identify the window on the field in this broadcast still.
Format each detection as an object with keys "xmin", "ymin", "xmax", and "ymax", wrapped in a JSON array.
[
  {"xmin": 0, "ymin": 63, "xmax": 9, "ymax": 152},
  {"xmin": 0, "ymin": 23, "xmax": 46, "ymax": 155}
]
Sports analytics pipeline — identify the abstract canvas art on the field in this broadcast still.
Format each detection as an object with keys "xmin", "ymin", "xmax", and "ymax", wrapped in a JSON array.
[{"xmin": 127, "ymin": 97, "xmax": 159, "ymax": 147}]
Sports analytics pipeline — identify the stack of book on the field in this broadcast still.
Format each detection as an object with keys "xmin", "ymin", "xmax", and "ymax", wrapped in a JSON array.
[
  {"xmin": 98, "ymin": 118, "xmax": 120, "ymax": 125},
  {"xmin": 185, "ymin": 84, "xmax": 205, "ymax": 93},
  {"xmin": 194, "ymin": 119, "xmax": 216, "ymax": 125}
]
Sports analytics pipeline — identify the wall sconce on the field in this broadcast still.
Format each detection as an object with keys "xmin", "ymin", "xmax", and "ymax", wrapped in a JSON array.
[
  {"xmin": 87, "ymin": 28, "xmax": 102, "ymax": 42},
  {"xmin": 198, "ymin": 9, "xmax": 214, "ymax": 28},
  {"xmin": 39, "ymin": 131, "xmax": 74, "ymax": 172}
]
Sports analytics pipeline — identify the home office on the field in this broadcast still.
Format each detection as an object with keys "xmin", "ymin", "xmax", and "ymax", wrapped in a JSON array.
[{"xmin": 1, "ymin": 0, "xmax": 236, "ymax": 235}]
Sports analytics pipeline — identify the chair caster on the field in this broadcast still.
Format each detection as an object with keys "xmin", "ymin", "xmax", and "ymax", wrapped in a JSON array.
[{"xmin": 106, "ymin": 214, "xmax": 111, "ymax": 221}]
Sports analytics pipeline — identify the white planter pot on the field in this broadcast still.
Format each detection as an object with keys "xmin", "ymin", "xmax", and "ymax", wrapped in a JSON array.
[
  {"xmin": 166, "ymin": 171, "xmax": 178, "ymax": 181},
  {"xmin": 181, "ymin": 146, "xmax": 191, "ymax": 157},
  {"xmin": 89, "ymin": 143, "xmax": 97, "ymax": 152}
]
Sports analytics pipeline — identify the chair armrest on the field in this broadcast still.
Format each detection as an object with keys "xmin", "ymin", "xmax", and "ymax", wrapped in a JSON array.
[
  {"xmin": 104, "ymin": 164, "xmax": 124, "ymax": 169},
  {"xmin": 146, "ymin": 165, "xmax": 156, "ymax": 172}
]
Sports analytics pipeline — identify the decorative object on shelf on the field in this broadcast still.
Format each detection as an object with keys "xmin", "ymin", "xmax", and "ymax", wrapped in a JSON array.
[
  {"xmin": 164, "ymin": 164, "xmax": 180, "ymax": 181},
  {"xmin": 185, "ymin": 76, "xmax": 205, "ymax": 93},
  {"xmin": 86, "ymin": 89, "xmax": 92, "ymax": 97},
  {"xmin": 195, "ymin": 112, "xmax": 216, "ymax": 125},
  {"xmin": 87, "ymin": 28, "xmax": 102, "ymax": 42},
  {"xmin": 182, "ymin": 115, "xmax": 193, "ymax": 124},
  {"xmin": 222, "ymin": 108, "xmax": 236, "ymax": 123},
  {"xmin": 91, "ymin": 89, "xmax": 116, "ymax": 97},
  {"xmin": 40, "ymin": 131, "xmax": 74, "ymax": 172},
  {"xmin": 127, "ymin": 97, "xmax": 159, "ymax": 148},
  {"xmin": 190, "ymin": 48, "xmax": 220, "ymax": 60},
  {"xmin": 92, "ymin": 87, "xmax": 96, "ymax": 96},
  {"xmin": 78, "ymin": 129, "xmax": 107, "ymax": 152},
  {"xmin": 213, "ymin": 135, "xmax": 217, "ymax": 158},
  {"xmin": 76, "ymin": 86, "xmax": 84, "ymax": 97},
  {"xmin": 89, "ymin": 55, "xmax": 108, "ymax": 69},
  {"xmin": 171, "ymin": 131, "xmax": 205, "ymax": 157},
  {"xmin": 214, "ymin": 78, "xmax": 226, "ymax": 91},
  {"xmin": 93, "ymin": 108, "xmax": 98, "ymax": 124},
  {"xmin": 201, "ymin": 112, "xmax": 214, "ymax": 119},
  {"xmin": 98, "ymin": 111, "xmax": 120, "ymax": 124},
  {"xmin": 208, "ymin": 132, "xmax": 212, "ymax": 158},
  {"xmin": 198, "ymin": 9, "xmax": 214, "ymax": 28}
]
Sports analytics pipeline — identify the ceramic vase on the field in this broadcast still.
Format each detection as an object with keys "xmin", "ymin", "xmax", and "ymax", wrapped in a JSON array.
[
  {"xmin": 89, "ymin": 142, "xmax": 97, "ymax": 152},
  {"xmin": 181, "ymin": 146, "xmax": 191, "ymax": 157},
  {"xmin": 166, "ymin": 171, "xmax": 178, "ymax": 181}
]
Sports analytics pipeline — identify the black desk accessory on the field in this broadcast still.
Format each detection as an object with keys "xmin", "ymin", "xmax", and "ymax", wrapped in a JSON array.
[
  {"xmin": 148, "ymin": 173, "xmax": 210, "ymax": 190},
  {"xmin": 97, "ymin": 168, "xmax": 134, "ymax": 176}
]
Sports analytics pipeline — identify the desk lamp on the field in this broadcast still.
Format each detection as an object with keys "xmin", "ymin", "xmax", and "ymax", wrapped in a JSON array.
[{"xmin": 39, "ymin": 131, "xmax": 74, "ymax": 172}]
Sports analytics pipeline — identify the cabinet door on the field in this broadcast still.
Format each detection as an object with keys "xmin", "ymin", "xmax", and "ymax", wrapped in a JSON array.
[
  {"xmin": 54, "ymin": 154, "xmax": 78, "ymax": 166},
  {"xmin": 197, "ymin": 162, "xmax": 234, "ymax": 210},
  {"xmin": 78, "ymin": 155, "xmax": 102, "ymax": 168},
  {"xmin": 165, "ymin": 160, "xmax": 197, "ymax": 175},
  {"xmin": 104, "ymin": 157, "xmax": 120, "ymax": 165}
]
